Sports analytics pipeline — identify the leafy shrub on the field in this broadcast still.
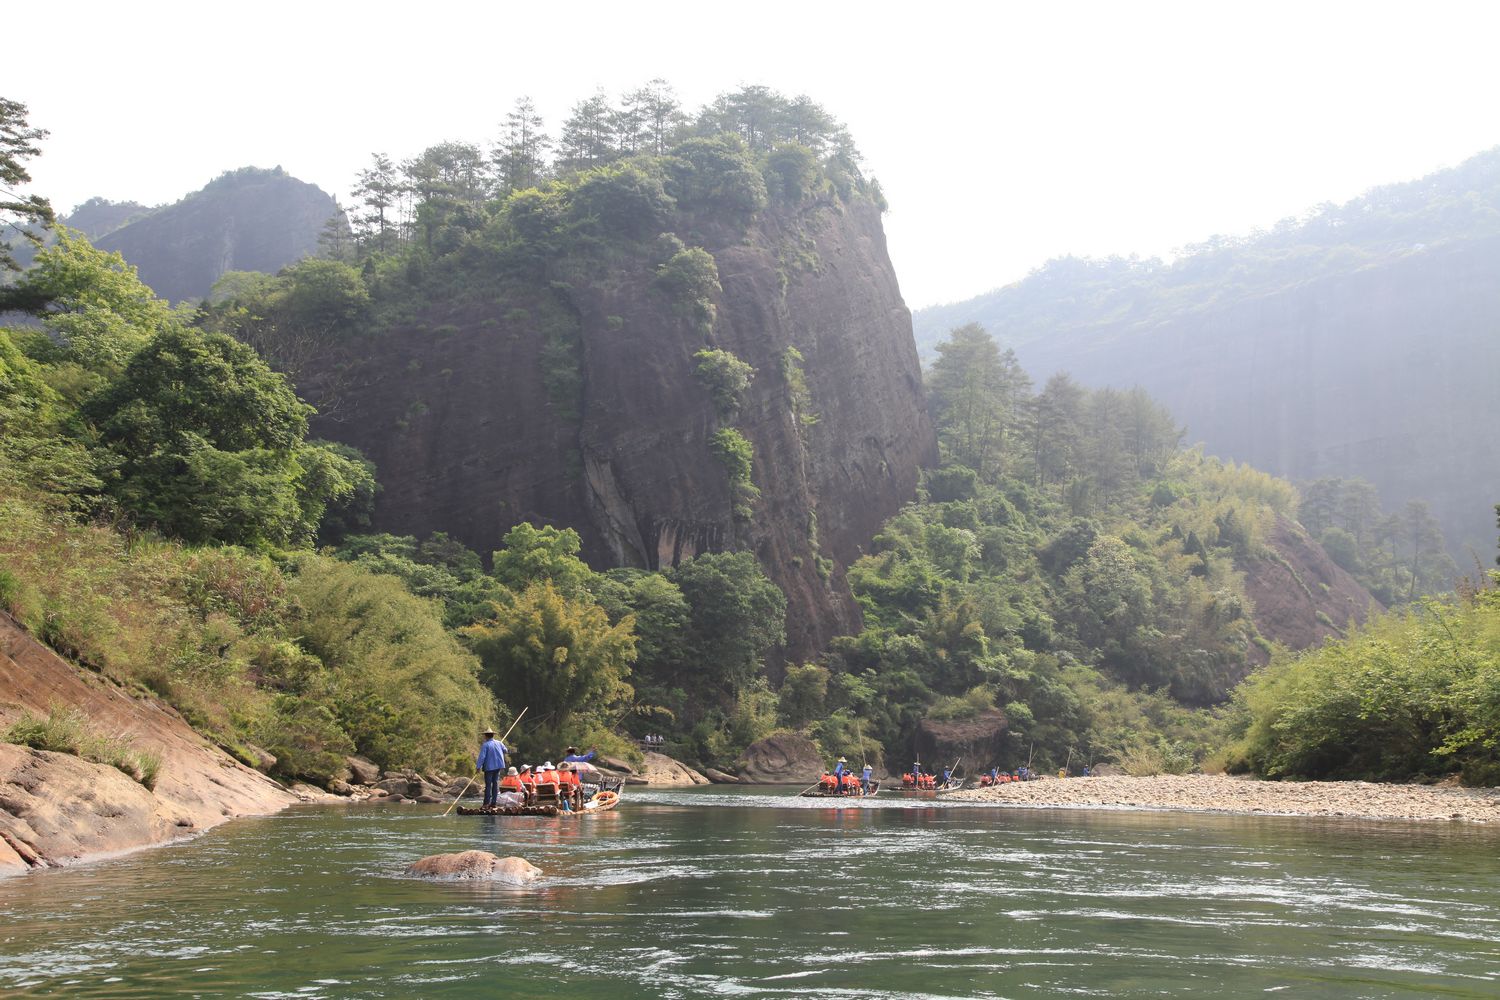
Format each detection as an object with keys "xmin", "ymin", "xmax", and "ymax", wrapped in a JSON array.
[{"xmin": 693, "ymin": 348, "xmax": 755, "ymax": 420}]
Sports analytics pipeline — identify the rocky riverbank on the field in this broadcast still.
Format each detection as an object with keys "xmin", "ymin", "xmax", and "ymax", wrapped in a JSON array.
[
  {"xmin": 950, "ymin": 773, "xmax": 1500, "ymax": 823},
  {"xmin": 1, "ymin": 613, "xmax": 296, "ymax": 875}
]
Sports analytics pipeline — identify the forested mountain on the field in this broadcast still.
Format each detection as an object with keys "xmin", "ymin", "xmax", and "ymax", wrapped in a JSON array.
[
  {"xmin": 212, "ymin": 87, "xmax": 933, "ymax": 664},
  {"xmin": 78, "ymin": 167, "xmax": 336, "ymax": 302},
  {"xmin": 913, "ymin": 148, "xmax": 1500, "ymax": 565}
]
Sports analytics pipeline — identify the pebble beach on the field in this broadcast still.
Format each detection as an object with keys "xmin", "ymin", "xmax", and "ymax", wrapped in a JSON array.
[{"xmin": 950, "ymin": 773, "xmax": 1500, "ymax": 823}]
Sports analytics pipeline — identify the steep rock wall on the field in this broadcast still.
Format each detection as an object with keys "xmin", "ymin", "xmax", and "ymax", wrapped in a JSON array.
[{"xmin": 307, "ymin": 196, "xmax": 935, "ymax": 660}]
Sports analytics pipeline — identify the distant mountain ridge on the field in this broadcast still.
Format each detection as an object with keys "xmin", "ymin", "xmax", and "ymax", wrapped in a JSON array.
[
  {"xmin": 78, "ymin": 167, "xmax": 338, "ymax": 303},
  {"xmin": 914, "ymin": 147, "xmax": 1500, "ymax": 562}
]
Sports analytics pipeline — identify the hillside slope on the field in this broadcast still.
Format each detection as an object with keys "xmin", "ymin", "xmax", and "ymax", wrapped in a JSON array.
[{"xmin": 914, "ymin": 148, "xmax": 1500, "ymax": 560}]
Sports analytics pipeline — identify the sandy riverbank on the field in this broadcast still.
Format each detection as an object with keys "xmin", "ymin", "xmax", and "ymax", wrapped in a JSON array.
[{"xmin": 949, "ymin": 773, "xmax": 1500, "ymax": 823}]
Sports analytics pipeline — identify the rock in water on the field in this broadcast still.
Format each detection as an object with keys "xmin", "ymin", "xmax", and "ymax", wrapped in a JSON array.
[
  {"xmin": 704, "ymin": 767, "xmax": 743, "ymax": 784},
  {"xmin": 736, "ymin": 733, "xmax": 824, "ymax": 783},
  {"xmin": 406, "ymin": 851, "xmax": 541, "ymax": 882},
  {"xmin": 640, "ymin": 751, "xmax": 709, "ymax": 785}
]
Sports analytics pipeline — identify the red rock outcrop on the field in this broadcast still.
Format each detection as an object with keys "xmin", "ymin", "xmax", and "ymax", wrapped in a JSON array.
[{"xmin": 0, "ymin": 612, "xmax": 296, "ymax": 874}]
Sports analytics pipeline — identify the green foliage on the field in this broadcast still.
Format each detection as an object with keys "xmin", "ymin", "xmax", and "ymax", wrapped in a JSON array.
[
  {"xmin": 1222, "ymin": 588, "xmax": 1500, "ymax": 783},
  {"xmin": 780, "ymin": 346, "xmax": 817, "ymax": 430},
  {"xmin": 709, "ymin": 427, "xmax": 759, "ymax": 519},
  {"xmin": 80, "ymin": 324, "xmax": 362, "ymax": 549},
  {"xmin": 669, "ymin": 551, "xmax": 787, "ymax": 700},
  {"xmin": 0, "ymin": 97, "xmax": 54, "ymax": 273},
  {"xmin": 1300, "ymin": 477, "xmax": 1458, "ymax": 603},
  {"xmin": 464, "ymin": 580, "xmax": 634, "ymax": 755},
  {"xmin": 332, "ymin": 531, "xmax": 504, "ymax": 629},
  {"xmin": 287, "ymin": 553, "xmax": 493, "ymax": 774},
  {"xmin": 7, "ymin": 228, "xmax": 175, "ymax": 378},
  {"xmin": 693, "ymin": 348, "xmax": 754, "ymax": 420},
  {"xmin": 664, "ymin": 134, "xmax": 768, "ymax": 218},
  {"xmin": 778, "ymin": 663, "xmax": 829, "ymax": 727},
  {"xmin": 3, "ymin": 706, "xmax": 160, "ymax": 788},
  {"xmin": 655, "ymin": 247, "xmax": 721, "ymax": 335},
  {"xmin": 763, "ymin": 143, "xmax": 819, "ymax": 203},
  {"xmin": 491, "ymin": 522, "xmax": 598, "ymax": 599}
]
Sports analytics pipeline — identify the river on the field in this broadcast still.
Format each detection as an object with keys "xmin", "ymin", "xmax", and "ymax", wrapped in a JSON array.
[{"xmin": 1, "ymin": 787, "xmax": 1497, "ymax": 998}]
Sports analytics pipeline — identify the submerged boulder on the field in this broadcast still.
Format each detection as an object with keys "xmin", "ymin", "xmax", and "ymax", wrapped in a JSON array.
[
  {"xmin": 406, "ymin": 851, "xmax": 541, "ymax": 882},
  {"xmin": 736, "ymin": 732, "xmax": 823, "ymax": 784}
]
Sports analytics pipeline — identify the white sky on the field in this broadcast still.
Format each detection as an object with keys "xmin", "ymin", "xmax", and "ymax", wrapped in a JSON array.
[{"xmin": 8, "ymin": 1, "xmax": 1500, "ymax": 309}]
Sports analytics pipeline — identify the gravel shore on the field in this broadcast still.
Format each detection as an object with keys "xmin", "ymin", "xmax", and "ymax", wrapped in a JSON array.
[{"xmin": 949, "ymin": 773, "xmax": 1500, "ymax": 823}]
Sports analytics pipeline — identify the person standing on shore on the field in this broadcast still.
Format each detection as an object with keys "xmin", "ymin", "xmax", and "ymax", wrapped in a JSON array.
[{"xmin": 477, "ymin": 728, "xmax": 508, "ymax": 807}]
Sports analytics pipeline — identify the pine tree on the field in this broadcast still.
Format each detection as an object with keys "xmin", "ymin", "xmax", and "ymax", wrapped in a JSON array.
[{"xmin": 493, "ymin": 97, "xmax": 551, "ymax": 194}]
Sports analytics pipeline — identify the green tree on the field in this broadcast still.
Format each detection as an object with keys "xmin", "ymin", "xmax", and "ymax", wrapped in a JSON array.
[
  {"xmin": 0, "ymin": 97, "xmax": 54, "ymax": 274},
  {"xmin": 350, "ymin": 152, "xmax": 401, "ymax": 254},
  {"xmin": 694, "ymin": 348, "xmax": 755, "ymax": 420},
  {"xmin": 7, "ymin": 228, "xmax": 175, "ymax": 376},
  {"xmin": 558, "ymin": 90, "xmax": 618, "ymax": 171},
  {"xmin": 493, "ymin": 97, "xmax": 551, "ymax": 194},
  {"xmin": 491, "ymin": 522, "xmax": 598, "ymax": 598},
  {"xmin": 927, "ymin": 324, "xmax": 1030, "ymax": 480},
  {"xmin": 83, "ymin": 325, "xmax": 356, "ymax": 547},
  {"xmin": 465, "ymin": 581, "xmax": 635, "ymax": 741},
  {"xmin": 670, "ymin": 551, "xmax": 787, "ymax": 695}
]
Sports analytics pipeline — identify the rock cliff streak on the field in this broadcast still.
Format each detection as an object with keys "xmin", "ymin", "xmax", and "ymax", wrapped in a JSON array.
[{"xmin": 308, "ymin": 197, "xmax": 936, "ymax": 659}]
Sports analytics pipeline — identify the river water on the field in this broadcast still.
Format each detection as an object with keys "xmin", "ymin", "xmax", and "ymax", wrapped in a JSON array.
[{"xmin": 1, "ymin": 787, "xmax": 1497, "ymax": 998}]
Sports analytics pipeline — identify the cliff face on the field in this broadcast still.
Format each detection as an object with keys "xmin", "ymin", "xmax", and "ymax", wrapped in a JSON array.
[
  {"xmin": 307, "ymin": 196, "xmax": 935, "ymax": 660},
  {"xmin": 95, "ymin": 167, "xmax": 336, "ymax": 303}
]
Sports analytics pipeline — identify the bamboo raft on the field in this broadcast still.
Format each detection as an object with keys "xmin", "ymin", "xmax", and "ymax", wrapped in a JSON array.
[
  {"xmin": 799, "ymin": 780, "xmax": 881, "ymax": 798},
  {"xmin": 888, "ymin": 777, "xmax": 967, "ymax": 796},
  {"xmin": 457, "ymin": 785, "xmax": 621, "ymax": 818}
]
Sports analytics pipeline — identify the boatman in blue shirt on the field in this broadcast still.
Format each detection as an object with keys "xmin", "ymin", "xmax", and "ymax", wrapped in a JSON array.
[
  {"xmin": 562, "ymin": 746, "xmax": 595, "ymax": 763},
  {"xmin": 833, "ymin": 756, "xmax": 847, "ymax": 793},
  {"xmin": 477, "ymin": 728, "xmax": 508, "ymax": 807},
  {"xmin": 861, "ymin": 763, "xmax": 874, "ymax": 795}
]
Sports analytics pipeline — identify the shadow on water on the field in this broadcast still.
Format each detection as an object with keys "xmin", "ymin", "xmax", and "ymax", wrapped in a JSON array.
[{"xmin": 2, "ymin": 788, "xmax": 1498, "ymax": 998}]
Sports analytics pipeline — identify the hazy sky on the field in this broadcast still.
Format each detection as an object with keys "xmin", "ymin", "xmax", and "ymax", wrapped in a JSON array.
[{"xmin": 9, "ymin": 1, "xmax": 1500, "ymax": 308}]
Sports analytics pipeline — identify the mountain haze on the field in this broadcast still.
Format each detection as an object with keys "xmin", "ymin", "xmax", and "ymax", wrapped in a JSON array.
[
  {"xmin": 914, "ymin": 148, "xmax": 1500, "ymax": 561},
  {"xmin": 86, "ymin": 167, "xmax": 337, "ymax": 302}
]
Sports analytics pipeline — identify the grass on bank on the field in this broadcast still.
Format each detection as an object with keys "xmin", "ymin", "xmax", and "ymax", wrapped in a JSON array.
[{"xmin": 3, "ymin": 706, "xmax": 161, "ymax": 789}]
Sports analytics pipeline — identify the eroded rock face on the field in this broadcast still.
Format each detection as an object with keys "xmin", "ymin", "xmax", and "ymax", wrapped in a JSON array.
[
  {"xmin": 735, "ymin": 732, "xmax": 824, "ymax": 784},
  {"xmin": 0, "ymin": 612, "xmax": 296, "ymax": 874},
  {"xmin": 0, "ymin": 746, "xmax": 172, "ymax": 873},
  {"xmin": 913, "ymin": 709, "xmax": 1010, "ymax": 774},
  {"xmin": 640, "ymin": 752, "xmax": 709, "ymax": 786},
  {"xmin": 407, "ymin": 851, "xmax": 541, "ymax": 882},
  {"xmin": 303, "ymin": 196, "xmax": 934, "ymax": 662}
]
